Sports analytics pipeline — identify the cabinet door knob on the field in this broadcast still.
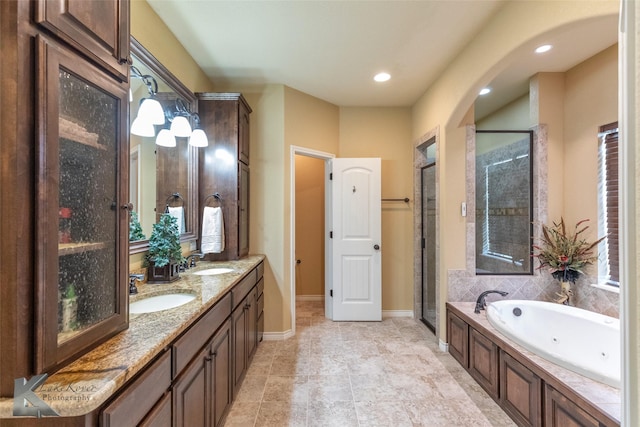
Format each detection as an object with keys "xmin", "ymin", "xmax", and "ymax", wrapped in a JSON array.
[
  {"xmin": 122, "ymin": 203, "xmax": 134, "ymax": 211},
  {"xmin": 204, "ymin": 356, "xmax": 212, "ymax": 362}
]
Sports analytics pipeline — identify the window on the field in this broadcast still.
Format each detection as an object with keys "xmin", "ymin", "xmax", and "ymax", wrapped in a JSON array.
[{"xmin": 597, "ymin": 123, "xmax": 619, "ymax": 286}]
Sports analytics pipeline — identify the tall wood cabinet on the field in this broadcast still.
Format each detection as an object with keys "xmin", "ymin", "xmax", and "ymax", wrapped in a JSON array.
[
  {"xmin": 197, "ymin": 93, "xmax": 252, "ymax": 261},
  {"xmin": 0, "ymin": 0, "xmax": 130, "ymax": 395}
]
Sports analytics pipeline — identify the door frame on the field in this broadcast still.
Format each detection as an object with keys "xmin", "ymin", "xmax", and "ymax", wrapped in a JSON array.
[{"xmin": 290, "ymin": 145, "xmax": 335, "ymax": 335}]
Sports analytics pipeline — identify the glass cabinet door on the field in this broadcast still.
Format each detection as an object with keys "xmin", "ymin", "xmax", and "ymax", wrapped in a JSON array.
[{"xmin": 35, "ymin": 36, "xmax": 129, "ymax": 373}]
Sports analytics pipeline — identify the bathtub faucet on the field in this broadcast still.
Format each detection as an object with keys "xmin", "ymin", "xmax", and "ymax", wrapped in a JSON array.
[{"xmin": 474, "ymin": 290, "xmax": 509, "ymax": 314}]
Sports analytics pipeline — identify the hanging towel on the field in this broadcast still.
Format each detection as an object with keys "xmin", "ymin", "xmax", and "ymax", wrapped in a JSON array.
[
  {"xmin": 201, "ymin": 206, "xmax": 225, "ymax": 254},
  {"xmin": 167, "ymin": 206, "xmax": 186, "ymax": 235}
]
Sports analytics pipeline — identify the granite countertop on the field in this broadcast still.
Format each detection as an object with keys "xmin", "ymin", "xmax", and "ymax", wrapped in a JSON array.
[
  {"xmin": 447, "ymin": 302, "xmax": 621, "ymax": 424},
  {"xmin": 0, "ymin": 255, "xmax": 265, "ymax": 419}
]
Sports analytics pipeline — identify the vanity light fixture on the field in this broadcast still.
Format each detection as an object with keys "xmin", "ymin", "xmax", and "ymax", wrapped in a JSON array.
[
  {"xmin": 130, "ymin": 116, "xmax": 156, "ymax": 137},
  {"xmin": 164, "ymin": 98, "xmax": 209, "ymax": 147},
  {"xmin": 188, "ymin": 115, "xmax": 209, "ymax": 147},
  {"xmin": 535, "ymin": 44, "xmax": 552, "ymax": 54},
  {"xmin": 479, "ymin": 87, "xmax": 491, "ymax": 96},
  {"xmin": 130, "ymin": 66, "xmax": 165, "ymax": 134},
  {"xmin": 169, "ymin": 115, "xmax": 192, "ymax": 137},
  {"xmin": 374, "ymin": 72, "xmax": 391, "ymax": 82},
  {"xmin": 155, "ymin": 128, "xmax": 177, "ymax": 147}
]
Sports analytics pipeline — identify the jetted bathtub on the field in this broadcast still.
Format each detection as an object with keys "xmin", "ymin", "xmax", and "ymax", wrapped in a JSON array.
[{"xmin": 486, "ymin": 299, "xmax": 620, "ymax": 388}]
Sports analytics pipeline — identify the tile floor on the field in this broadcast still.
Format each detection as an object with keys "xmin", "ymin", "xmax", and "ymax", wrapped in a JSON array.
[{"xmin": 223, "ymin": 301, "xmax": 515, "ymax": 426}]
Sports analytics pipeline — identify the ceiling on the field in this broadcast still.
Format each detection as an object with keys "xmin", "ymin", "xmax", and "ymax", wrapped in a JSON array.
[{"xmin": 146, "ymin": 0, "xmax": 619, "ymax": 112}]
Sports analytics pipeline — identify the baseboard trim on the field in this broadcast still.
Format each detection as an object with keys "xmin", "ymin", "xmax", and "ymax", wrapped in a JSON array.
[
  {"xmin": 262, "ymin": 329, "xmax": 294, "ymax": 341},
  {"xmin": 382, "ymin": 310, "xmax": 414, "ymax": 318},
  {"xmin": 295, "ymin": 295, "xmax": 325, "ymax": 302}
]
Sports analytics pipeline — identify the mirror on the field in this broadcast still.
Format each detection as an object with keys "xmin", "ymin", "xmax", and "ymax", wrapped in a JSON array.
[
  {"xmin": 129, "ymin": 37, "xmax": 198, "ymax": 254},
  {"xmin": 475, "ymin": 130, "xmax": 533, "ymax": 275}
]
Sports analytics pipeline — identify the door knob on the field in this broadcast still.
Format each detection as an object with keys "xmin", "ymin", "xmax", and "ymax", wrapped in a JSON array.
[{"xmin": 374, "ymin": 244, "xmax": 380, "ymax": 250}]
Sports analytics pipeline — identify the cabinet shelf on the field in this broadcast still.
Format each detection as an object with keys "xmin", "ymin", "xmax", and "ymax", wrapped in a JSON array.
[
  {"xmin": 59, "ymin": 116, "xmax": 106, "ymax": 150},
  {"xmin": 59, "ymin": 241, "xmax": 108, "ymax": 256}
]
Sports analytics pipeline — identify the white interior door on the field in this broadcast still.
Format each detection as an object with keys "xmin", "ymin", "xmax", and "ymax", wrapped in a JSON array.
[{"xmin": 330, "ymin": 158, "xmax": 381, "ymax": 321}]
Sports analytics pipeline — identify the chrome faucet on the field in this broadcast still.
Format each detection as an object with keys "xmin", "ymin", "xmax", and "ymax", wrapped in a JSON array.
[
  {"xmin": 129, "ymin": 274, "xmax": 145, "ymax": 295},
  {"xmin": 474, "ymin": 290, "xmax": 509, "ymax": 314}
]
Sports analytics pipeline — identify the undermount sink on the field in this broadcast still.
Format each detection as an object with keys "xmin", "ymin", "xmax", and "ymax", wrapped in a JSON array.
[
  {"xmin": 130, "ymin": 293, "xmax": 196, "ymax": 314},
  {"xmin": 193, "ymin": 268, "xmax": 234, "ymax": 276}
]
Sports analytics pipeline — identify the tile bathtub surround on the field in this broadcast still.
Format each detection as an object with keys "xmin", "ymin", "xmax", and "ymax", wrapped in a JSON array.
[
  {"xmin": 0, "ymin": 256, "xmax": 264, "ymax": 419},
  {"xmin": 447, "ymin": 123, "xmax": 620, "ymax": 319},
  {"xmin": 224, "ymin": 300, "xmax": 516, "ymax": 427}
]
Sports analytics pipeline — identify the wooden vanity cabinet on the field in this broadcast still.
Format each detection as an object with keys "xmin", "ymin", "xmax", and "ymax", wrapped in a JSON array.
[
  {"xmin": 173, "ymin": 320, "xmax": 231, "ymax": 427},
  {"xmin": 231, "ymin": 273, "xmax": 259, "ymax": 397},
  {"xmin": 34, "ymin": 0, "xmax": 130, "ymax": 81},
  {"xmin": 446, "ymin": 305, "xmax": 619, "ymax": 427},
  {"xmin": 544, "ymin": 385, "xmax": 602, "ymax": 427},
  {"xmin": 469, "ymin": 327, "xmax": 500, "ymax": 399},
  {"xmin": 446, "ymin": 310, "xmax": 468, "ymax": 367},
  {"xmin": 102, "ymin": 350, "xmax": 172, "ymax": 427},
  {"xmin": 197, "ymin": 93, "xmax": 252, "ymax": 261},
  {"xmin": 500, "ymin": 351, "xmax": 542, "ymax": 427}
]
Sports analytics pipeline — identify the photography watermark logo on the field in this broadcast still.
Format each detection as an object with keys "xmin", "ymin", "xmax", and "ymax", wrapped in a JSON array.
[{"xmin": 13, "ymin": 374, "xmax": 59, "ymax": 418}]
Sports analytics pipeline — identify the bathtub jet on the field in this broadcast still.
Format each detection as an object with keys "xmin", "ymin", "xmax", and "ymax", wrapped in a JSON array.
[{"xmin": 486, "ymin": 299, "xmax": 620, "ymax": 388}]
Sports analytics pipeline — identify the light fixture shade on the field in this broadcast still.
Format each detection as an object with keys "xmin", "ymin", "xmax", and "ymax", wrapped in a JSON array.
[
  {"xmin": 156, "ymin": 128, "xmax": 176, "ymax": 147},
  {"xmin": 138, "ymin": 98, "xmax": 165, "ymax": 125},
  {"xmin": 131, "ymin": 116, "xmax": 156, "ymax": 137},
  {"xmin": 189, "ymin": 128, "xmax": 209, "ymax": 147},
  {"xmin": 170, "ymin": 116, "xmax": 192, "ymax": 137}
]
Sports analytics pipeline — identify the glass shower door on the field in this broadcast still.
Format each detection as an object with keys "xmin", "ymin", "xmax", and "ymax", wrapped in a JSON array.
[{"xmin": 421, "ymin": 163, "xmax": 436, "ymax": 331}]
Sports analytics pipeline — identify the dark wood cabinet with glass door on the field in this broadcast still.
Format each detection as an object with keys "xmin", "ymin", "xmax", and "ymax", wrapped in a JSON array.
[{"xmin": 34, "ymin": 35, "xmax": 129, "ymax": 373}]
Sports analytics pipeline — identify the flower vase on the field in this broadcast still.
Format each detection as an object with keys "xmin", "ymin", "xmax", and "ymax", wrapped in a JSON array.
[{"xmin": 560, "ymin": 281, "xmax": 571, "ymax": 294}]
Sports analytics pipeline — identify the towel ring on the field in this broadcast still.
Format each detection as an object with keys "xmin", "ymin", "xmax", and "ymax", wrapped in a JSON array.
[
  {"xmin": 204, "ymin": 193, "xmax": 223, "ymax": 207},
  {"xmin": 164, "ymin": 192, "xmax": 184, "ymax": 213}
]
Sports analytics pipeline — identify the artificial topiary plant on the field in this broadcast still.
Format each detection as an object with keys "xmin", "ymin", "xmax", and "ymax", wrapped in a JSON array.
[
  {"xmin": 147, "ymin": 213, "xmax": 184, "ymax": 267},
  {"xmin": 129, "ymin": 211, "xmax": 146, "ymax": 241}
]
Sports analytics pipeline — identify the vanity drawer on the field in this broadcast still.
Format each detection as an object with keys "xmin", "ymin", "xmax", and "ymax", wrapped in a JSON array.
[
  {"xmin": 172, "ymin": 293, "xmax": 231, "ymax": 377},
  {"xmin": 256, "ymin": 261, "xmax": 264, "ymax": 280},
  {"xmin": 231, "ymin": 271, "xmax": 256, "ymax": 309},
  {"xmin": 101, "ymin": 350, "xmax": 171, "ymax": 427},
  {"xmin": 257, "ymin": 277, "xmax": 264, "ymax": 297},
  {"xmin": 257, "ymin": 292, "xmax": 264, "ymax": 314}
]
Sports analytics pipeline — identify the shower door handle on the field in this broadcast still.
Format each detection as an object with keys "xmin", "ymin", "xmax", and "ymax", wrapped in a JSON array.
[{"xmin": 373, "ymin": 244, "xmax": 380, "ymax": 250}]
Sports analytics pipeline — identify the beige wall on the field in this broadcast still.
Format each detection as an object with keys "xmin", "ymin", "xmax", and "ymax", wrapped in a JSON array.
[
  {"xmin": 294, "ymin": 155, "xmax": 325, "ymax": 297},
  {"xmin": 131, "ymin": 0, "xmax": 213, "ymax": 93},
  {"xmin": 563, "ymin": 44, "xmax": 618, "ymax": 235},
  {"xmin": 339, "ymin": 107, "xmax": 413, "ymax": 311},
  {"xmin": 476, "ymin": 94, "xmax": 530, "ymax": 131}
]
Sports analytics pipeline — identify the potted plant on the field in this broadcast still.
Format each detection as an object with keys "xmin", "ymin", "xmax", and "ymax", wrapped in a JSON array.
[
  {"xmin": 61, "ymin": 283, "xmax": 78, "ymax": 333},
  {"xmin": 129, "ymin": 211, "xmax": 146, "ymax": 241},
  {"xmin": 532, "ymin": 218, "xmax": 605, "ymax": 303},
  {"xmin": 146, "ymin": 213, "xmax": 184, "ymax": 283}
]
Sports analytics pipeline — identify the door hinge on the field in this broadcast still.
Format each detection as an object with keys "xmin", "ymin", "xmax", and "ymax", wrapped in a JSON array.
[
  {"xmin": 329, "ymin": 231, "xmax": 333, "ymax": 238},
  {"xmin": 422, "ymin": 237, "xmax": 426, "ymax": 249},
  {"xmin": 330, "ymin": 289, "xmax": 333, "ymax": 297},
  {"xmin": 329, "ymin": 173, "xmax": 333, "ymax": 180}
]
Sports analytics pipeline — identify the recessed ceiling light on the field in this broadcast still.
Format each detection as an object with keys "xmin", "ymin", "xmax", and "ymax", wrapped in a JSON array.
[
  {"xmin": 374, "ymin": 72, "xmax": 391, "ymax": 82},
  {"xmin": 479, "ymin": 87, "xmax": 491, "ymax": 96},
  {"xmin": 535, "ymin": 44, "xmax": 552, "ymax": 54}
]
